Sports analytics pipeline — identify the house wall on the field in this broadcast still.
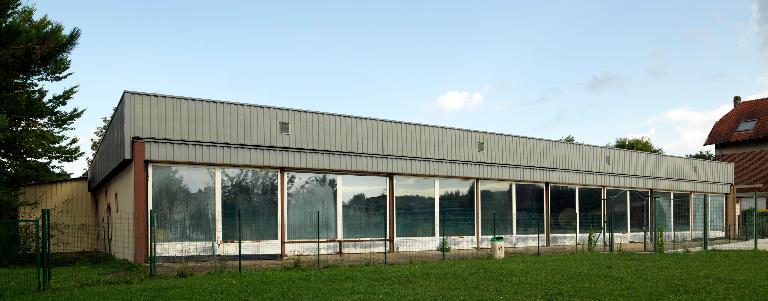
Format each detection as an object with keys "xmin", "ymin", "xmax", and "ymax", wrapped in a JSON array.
[
  {"xmin": 715, "ymin": 140, "xmax": 768, "ymax": 155},
  {"xmin": 94, "ymin": 162, "xmax": 135, "ymax": 261},
  {"xmin": 18, "ymin": 178, "xmax": 96, "ymax": 253}
]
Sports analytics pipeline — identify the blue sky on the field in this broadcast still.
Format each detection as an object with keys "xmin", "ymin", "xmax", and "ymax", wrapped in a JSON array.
[{"xmin": 30, "ymin": 1, "xmax": 768, "ymax": 175}]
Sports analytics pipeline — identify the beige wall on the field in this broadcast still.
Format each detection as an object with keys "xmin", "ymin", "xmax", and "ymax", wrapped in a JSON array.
[
  {"xmin": 19, "ymin": 178, "xmax": 97, "ymax": 252},
  {"xmin": 716, "ymin": 140, "xmax": 768, "ymax": 155},
  {"xmin": 94, "ymin": 162, "xmax": 135, "ymax": 261}
]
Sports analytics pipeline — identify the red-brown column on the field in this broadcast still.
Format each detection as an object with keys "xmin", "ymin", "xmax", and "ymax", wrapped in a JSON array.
[{"xmin": 133, "ymin": 139, "xmax": 147, "ymax": 263}]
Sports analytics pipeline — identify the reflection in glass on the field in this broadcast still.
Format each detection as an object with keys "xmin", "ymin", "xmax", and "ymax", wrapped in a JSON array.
[
  {"xmin": 654, "ymin": 191, "xmax": 672, "ymax": 233},
  {"xmin": 550, "ymin": 186, "xmax": 576, "ymax": 234},
  {"xmin": 516, "ymin": 184, "xmax": 544, "ymax": 235},
  {"xmin": 287, "ymin": 172, "xmax": 337, "ymax": 240},
  {"xmin": 578, "ymin": 187, "xmax": 602, "ymax": 233},
  {"xmin": 673, "ymin": 192, "xmax": 690, "ymax": 232},
  {"xmin": 395, "ymin": 177, "xmax": 435, "ymax": 237},
  {"xmin": 221, "ymin": 168, "xmax": 278, "ymax": 241},
  {"xmin": 152, "ymin": 166, "xmax": 215, "ymax": 242},
  {"xmin": 629, "ymin": 190, "xmax": 648, "ymax": 232},
  {"xmin": 480, "ymin": 181, "xmax": 513, "ymax": 236},
  {"xmin": 607, "ymin": 189, "xmax": 628, "ymax": 233},
  {"xmin": 439, "ymin": 179, "xmax": 475, "ymax": 236},
  {"xmin": 692, "ymin": 194, "xmax": 705, "ymax": 233},
  {"xmin": 709, "ymin": 195, "xmax": 725, "ymax": 232},
  {"xmin": 342, "ymin": 175, "xmax": 387, "ymax": 239}
]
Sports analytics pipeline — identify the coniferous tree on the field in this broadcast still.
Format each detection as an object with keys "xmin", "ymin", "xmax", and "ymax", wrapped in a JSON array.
[{"xmin": 0, "ymin": 0, "xmax": 83, "ymax": 218}]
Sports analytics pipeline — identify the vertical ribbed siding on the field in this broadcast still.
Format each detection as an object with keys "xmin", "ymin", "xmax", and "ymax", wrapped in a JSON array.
[
  {"xmin": 133, "ymin": 92, "xmax": 730, "ymax": 184},
  {"xmin": 89, "ymin": 91, "xmax": 733, "ymax": 190},
  {"xmin": 88, "ymin": 96, "xmax": 127, "ymax": 189}
]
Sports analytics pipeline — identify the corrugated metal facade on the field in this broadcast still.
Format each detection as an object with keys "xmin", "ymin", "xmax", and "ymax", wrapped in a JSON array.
[
  {"xmin": 89, "ymin": 91, "xmax": 734, "ymax": 193},
  {"xmin": 88, "ymin": 96, "xmax": 127, "ymax": 189},
  {"xmin": 18, "ymin": 178, "xmax": 97, "ymax": 252}
]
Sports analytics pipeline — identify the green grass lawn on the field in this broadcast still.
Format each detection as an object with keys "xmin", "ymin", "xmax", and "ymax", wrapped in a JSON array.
[{"xmin": 3, "ymin": 251, "xmax": 768, "ymax": 300}]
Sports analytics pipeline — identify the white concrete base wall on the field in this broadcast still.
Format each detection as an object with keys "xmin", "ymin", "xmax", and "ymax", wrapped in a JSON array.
[
  {"xmin": 287, "ymin": 242, "xmax": 339, "ymax": 255},
  {"xmin": 218, "ymin": 241, "xmax": 280, "ymax": 256},
  {"xmin": 157, "ymin": 241, "xmax": 280, "ymax": 256}
]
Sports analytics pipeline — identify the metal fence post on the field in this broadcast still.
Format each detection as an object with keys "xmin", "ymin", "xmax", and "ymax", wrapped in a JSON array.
[
  {"xmin": 41, "ymin": 209, "xmax": 46, "ymax": 290},
  {"xmin": 754, "ymin": 192, "xmax": 758, "ymax": 251},
  {"xmin": 609, "ymin": 198, "xmax": 614, "ymax": 254},
  {"xmin": 383, "ymin": 219, "xmax": 387, "ymax": 265},
  {"xmin": 703, "ymin": 195, "xmax": 708, "ymax": 251},
  {"xmin": 45, "ymin": 209, "xmax": 51, "ymax": 283},
  {"xmin": 149, "ymin": 209, "xmax": 155, "ymax": 276},
  {"xmin": 643, "ymin": 199, "xmax": 647, "ymax": 252},
  {"xmin": 35, "ymin": 218, "xmax": 40, "ymax": 291},
  {"xmin": 238, "ymin": 209, "xmax": 242, "ymax": 272},
  {"xmin": 441, "ymin": 220, "xmax": 446, "ymax": 261},
  {"xmin": 536, "ymin": 217, "xmax": 541, "ymax": 256},
  {"xmin": 575, "ymin": 212, "xmax": 578, "ymax": 253},
  {"xmin": 316, "ymin": 211, "xmax": 320, "ymax": 269}
]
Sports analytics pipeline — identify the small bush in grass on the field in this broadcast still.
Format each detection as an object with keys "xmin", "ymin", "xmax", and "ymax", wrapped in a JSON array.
[
  {"xmin": 438, "ymin": 238, "xmax": 451, "ymax": 252},
  {"xmin": 587, "ymin": 228, "xmax": 597, "ymax": 253},
  {"xmin": 656, "ymin": 225, "xmax": 665, "ymax": 253}
]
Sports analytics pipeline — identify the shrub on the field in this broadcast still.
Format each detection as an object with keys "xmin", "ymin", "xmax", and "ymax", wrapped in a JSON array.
[{"xmin": 656, "ymin": 225, "xmax": 665, "ymax": 253}]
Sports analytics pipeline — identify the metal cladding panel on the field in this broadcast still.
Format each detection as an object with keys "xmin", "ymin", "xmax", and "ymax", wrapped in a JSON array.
[
  {"xmin": 88, "ymin": 96, "xmax": 127, "ymax": 190},
  {"xmin": 92, "ymin": 91, "xmax": 734, "ymax": 191}
]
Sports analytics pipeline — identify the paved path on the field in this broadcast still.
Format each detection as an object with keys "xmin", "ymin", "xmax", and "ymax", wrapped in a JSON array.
[{"xmin": 677, "ymin": 239, "xmax": 768, "ymax": 252}]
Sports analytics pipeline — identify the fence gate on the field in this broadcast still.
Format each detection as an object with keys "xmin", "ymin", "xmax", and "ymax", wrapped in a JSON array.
[{"xmin": 0, "ymin": 209, "xmax": 52, "ymax": 294}]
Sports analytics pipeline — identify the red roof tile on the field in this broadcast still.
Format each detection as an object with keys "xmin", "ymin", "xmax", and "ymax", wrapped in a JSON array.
[
  {"xmin": 705, "ymin": 98, "xmax": 768, "ymax": 145},
  {"xmin": 716, "ymin": 150, "xmax": 768, "ymax": 192}
]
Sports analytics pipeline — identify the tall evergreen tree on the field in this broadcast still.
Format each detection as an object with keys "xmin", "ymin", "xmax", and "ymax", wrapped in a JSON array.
[{"xmin": 0, "ymin": 0, "xmax": 83, "ymax": 218}]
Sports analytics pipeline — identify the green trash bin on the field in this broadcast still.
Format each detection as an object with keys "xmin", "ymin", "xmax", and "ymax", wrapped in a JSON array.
[{"xmin": 490, "ymin": 236, "xmax": 504, "ymax": 259}]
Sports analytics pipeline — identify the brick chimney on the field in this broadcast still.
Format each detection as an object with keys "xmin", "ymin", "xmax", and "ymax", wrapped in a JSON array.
[{"xmin": 734, "ymin": 95, "xmax": 742, "ymax": 107}]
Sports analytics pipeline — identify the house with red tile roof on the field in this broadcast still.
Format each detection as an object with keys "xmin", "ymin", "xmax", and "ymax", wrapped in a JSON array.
[{"xmin": 705, "ymin": 96, "xmax": 768, "ymax": 231}]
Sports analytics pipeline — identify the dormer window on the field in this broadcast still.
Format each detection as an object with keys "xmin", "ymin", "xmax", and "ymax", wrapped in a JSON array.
[{"xmin": 736, "ymin": 119, "xmax": 758, "ymax": 132}]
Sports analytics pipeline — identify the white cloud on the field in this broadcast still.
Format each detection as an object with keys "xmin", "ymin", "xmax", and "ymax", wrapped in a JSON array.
[
  {"xmin": 433, "ymin": 90, "xmax": 484, "ymax": 113},
  {"xmin": 747, "ymin": 91, "xmax": 768, "ymax": 100},
  {"xmin": 627, "ymin": 128, "xmax": 657, "ymax": 140},
  {"xmin": 754, "ymin": 0, "xmax": 768, "ymax": 48},
  {"xmin": 585, "ymin": 72, "xmax": 628, "ymax": 92},
  {"xmin": 645, "ymin": 104, "xmax": 731, "ymax": 155}
]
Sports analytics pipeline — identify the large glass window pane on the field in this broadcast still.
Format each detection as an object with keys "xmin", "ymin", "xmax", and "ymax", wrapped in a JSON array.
[
  {"xmin": 152, "ymin": 165, "xmax": 215, "ymax": 242},
  {"xmin": 654, "ymin": 192, "xmax": 672, "ymax": 233},
  {"xmin": 516, "ymin": 183, "xmax": 544, "ymax": 235},
  {"xmin": 342, "ymin": 175, "xmax": 387, "ymax": 239},
  {"xmin": 673, "ymin": 192, "xmax": 690, "ymax": 232},
  {"xmin": 629, "ymin": 190, "xmax": 648, "ymax": 232},
  {"xmin": 395, "ymin": 177, "xmax": 435, "ymax": 237},
  {"xmin": 692, "ymin": 194, "xmax": 706, "ymax": 234},
  {"xmin": 221, "ymin": 168, "xmax": 278, "ymax": 241},
  {"xmin": 606, "ymin": 189, "xmax": 628, "ymax": 233},
  {"xmin": 550, "ymin": 185, "xmax": 576, "ymax": 234},
  {"xmin": 439, "ymin": 179, "xmax": 475, "ymax": 236},
  {"xmin": 480, "ymin": 181, "xmax": 513, "ymax": 236},
  {"xmin": 578, "ymin": 187, "xmax": 602, "ymax": 233},
  {"xmin": 709, "ymin": 195, "xmax": 725, "ymax": 232},
  {"xmin": 286, "ymin": 172, "xmax": 337, "ymax": 240}
]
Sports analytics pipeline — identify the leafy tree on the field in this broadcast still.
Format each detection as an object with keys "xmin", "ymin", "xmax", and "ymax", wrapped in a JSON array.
[
  {"xmin": 83, "ymin": 107, "xmax": 115, "ymax": 175},
  {"xmin": 685, "ymin": 150, "xmax": 714, "ymax": 160},
  {"xmin": 0, "ymin": 1, "xmax": 83, "ymax": 218},
  {"xmin": 558, "ymin": 135, "xmax": 577, "ymax": 143},
  {"xmin": 608, "ymin": 137, "xmax": 664, "ymax": 154}
]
